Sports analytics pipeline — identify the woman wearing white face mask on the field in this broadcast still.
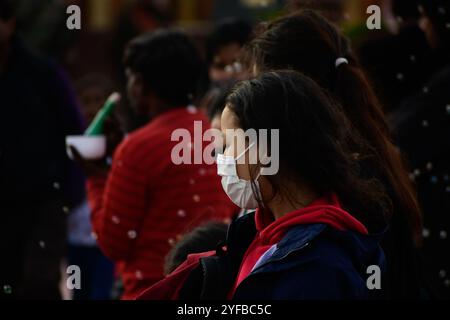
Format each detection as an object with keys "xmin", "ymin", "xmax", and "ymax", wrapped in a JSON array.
[
  {"xmin": 139, "ymin": 71, "xmax": 389, "ymax": 300},
  {"xmin": 216, "ymin": 141, "xmax": 262, "ymax": 210}
]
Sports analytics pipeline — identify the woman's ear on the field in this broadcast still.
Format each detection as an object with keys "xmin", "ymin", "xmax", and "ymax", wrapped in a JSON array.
[{"xmin": 133, "ymin": 74, "xmax": 145, "ymax": 98}]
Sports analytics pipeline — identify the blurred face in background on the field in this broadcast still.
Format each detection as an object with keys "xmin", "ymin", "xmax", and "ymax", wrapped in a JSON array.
[
  {"xmin": 126, "ymin": 68, "xmax": 146, "ymax": 116},
  {"xmin": 125, "ymin": 68, "xmax": 160, "ymax": 124},
  {"xmin": 210, "ymin": 42, "xmax": 245, "ymax": 83},
  {"xmin": 79, "ymin": 85, "xmax": 108, "ymax": 122}
]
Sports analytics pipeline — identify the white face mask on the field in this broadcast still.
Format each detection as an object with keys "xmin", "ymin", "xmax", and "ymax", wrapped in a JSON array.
[{"xmin": 216, "ymin": 143, "xmax": 262, "ymax": 210}]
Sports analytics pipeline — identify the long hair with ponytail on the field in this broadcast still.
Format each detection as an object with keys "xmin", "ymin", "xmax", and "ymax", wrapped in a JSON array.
[{"xmin": 243, "ymin": 9, "xmax": 422, "ymax": 243}]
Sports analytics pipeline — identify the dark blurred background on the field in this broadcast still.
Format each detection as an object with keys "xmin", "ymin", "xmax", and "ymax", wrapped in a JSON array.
[{"xmin": 12, "ymin": 0, "xmax": 392, "ymax": 86}]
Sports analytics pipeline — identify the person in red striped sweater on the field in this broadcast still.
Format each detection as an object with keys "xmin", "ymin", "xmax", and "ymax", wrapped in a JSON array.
[{"xmin": 75, "ymin": 30, "xmax": 236, "ymax": 299}]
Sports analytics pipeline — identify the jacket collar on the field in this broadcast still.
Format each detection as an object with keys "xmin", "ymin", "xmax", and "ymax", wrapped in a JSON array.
[
  {"xmin": 250, "ymin": 223, "xmax": 327, "ymax": 275},
  {"xmin": 226, "ymin": 213, "xmax": 328, "ymax": 276}
]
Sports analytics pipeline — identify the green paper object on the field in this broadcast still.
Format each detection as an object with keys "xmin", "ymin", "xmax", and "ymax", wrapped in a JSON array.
[{"xmin": 85, "ymin": 92, "xmax": 120, "ymax": 136}]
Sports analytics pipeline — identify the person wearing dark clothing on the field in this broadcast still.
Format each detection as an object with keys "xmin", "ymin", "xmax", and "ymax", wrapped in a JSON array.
[
  {"xmin": 391, "ymin": 1, "xmax": 450, "ymax": 299},
  {"xmin": 392, "ymin": 65, "xmax": 450, "ymax": 299},
  {"xmin": 0, "ymin": 1, "xmax": 84, "ymax": 299},
  {"xmin": 358, "ymin": 24, "xmax": 432, "ymax": 113}
]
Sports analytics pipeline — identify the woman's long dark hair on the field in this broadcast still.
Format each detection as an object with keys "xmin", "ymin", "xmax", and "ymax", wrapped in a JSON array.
[
  {"xmin": 227, "ymin": 70, "xmax": 389, "ymax": 231},
  {"xmin": 242, "ymin": 10, "xmax": 422, "ymax": 243}
]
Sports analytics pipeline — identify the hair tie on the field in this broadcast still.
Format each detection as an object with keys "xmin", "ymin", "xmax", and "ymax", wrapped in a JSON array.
[{"xmin": 335, "ymin": 57, "xmax": 349, "ymax": 68}]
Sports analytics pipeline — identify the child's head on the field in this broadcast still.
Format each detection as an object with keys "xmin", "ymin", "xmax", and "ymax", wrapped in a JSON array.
[
  {"xmin": 207, "ymin": 18, "xmax": 252, "ymax": 83},
  {"xmin": 76, "ymin": 74, "xmax": 113, "ymax": 122},
  {"xmin": 164, "ymin": 221, "xmax": 228, "ymax": 275}
]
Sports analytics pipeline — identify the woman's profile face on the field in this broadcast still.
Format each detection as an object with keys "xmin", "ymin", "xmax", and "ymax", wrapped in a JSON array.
[
  {"xmin": 221, "ymin": 106, "xmax": 254, "ymax": 181},
  {"xmin": 220, "ymin": 105, "xmax": 274, "ymax": 207}
]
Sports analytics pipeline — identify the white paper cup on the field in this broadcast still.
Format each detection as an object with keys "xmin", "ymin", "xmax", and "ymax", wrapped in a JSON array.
[{"xmin": 66, "ymin": 135, "xmax": 107, "ymax": 160}]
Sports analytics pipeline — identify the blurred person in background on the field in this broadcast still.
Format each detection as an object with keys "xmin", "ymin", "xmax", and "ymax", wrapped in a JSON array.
[
  {"xmin": 76, "ymin": 75, "xmax": 115, "ymax": 123},
  {"xmin": 206, "ymin": 18, "xmax": 252, "ymax": 87},
  {"xmin": 11, "ymin": 0, "xmax": 80, "ymax": 63},
  {"xmin": 357, "ymin": 0, "xmax": 433, "ymax": 113},
  {"xmin": 241, "ymin": 10, "xmax": 424, "ymax": 299},
  {"xmin": 391, "ymin": 0, "xmax": 450, "ymax": 299},
  {"xmin": 66, "ymin": 75, "xmax": 117, "ymax": 300},
  {"xmin": 73, "ymin": 29, "xmax": 236, "ymax": 300},
  {"xmin": 0, "ymin": 0, "xmax": 85, "ymax": 299}
]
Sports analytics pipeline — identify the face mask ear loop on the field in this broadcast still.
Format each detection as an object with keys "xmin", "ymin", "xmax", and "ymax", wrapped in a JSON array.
[
  {"xmin": 255, "ymin": 170, "xmax": 262, "ymax": 181},
  {"xmin": 256, "ymin": 151, "xmax": 270, "ymax": 180},
  {"xmin": 242, "ymin": 146, "xmax": 267, "ymax": 182},
  {"xmin": 253, "ymin": 169, "xmax": 265, "ymax": 209}
]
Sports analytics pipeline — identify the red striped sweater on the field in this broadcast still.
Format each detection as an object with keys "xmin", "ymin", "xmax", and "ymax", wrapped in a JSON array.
[{"xmin": 87, "ymin": 107, "xmax": 236, "ymax": 299}]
